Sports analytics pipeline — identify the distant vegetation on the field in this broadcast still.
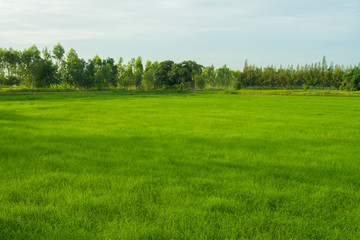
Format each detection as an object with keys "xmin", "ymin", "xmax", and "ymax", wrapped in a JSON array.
[{"xmin": 0, "ymin": 44, "xmax": 359, "ymax": 91}]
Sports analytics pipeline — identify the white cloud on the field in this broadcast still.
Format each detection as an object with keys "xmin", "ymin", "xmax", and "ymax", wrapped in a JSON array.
[{"xmin": 0, "ymin": 0, "xmax": 359, "ymax": 67}]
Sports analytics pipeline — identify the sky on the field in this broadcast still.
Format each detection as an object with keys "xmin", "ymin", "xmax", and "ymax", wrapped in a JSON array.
[{"xmin": 0, "ymin": 0, "xmax": 359, "ymax": 69}]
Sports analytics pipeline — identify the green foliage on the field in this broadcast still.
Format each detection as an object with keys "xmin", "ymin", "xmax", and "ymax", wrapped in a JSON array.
[
  {"xmin": 341, "ymin": 66, "xmax": 360, "ymax": 91},
  {"xmin": 155, "ymin": 60, "xmax": 174, "ymax": 88},
  {"xmin": 195, "ymin": 74, "xmax": 206, "ymax": 90},
  {"xmin": 142, "ymin": 60, "xmax": 156, "ymax": 90},
  {"xmin": 215, "ymin": 65, "xmax": 231, "ymax": 88},
  {"xmin": 303, "ymin": 83, "xmax": 309, "ymax": 91},
  {"xmin": 21, "ymin": 45, "xmax": 58, "ymax": 88},
  {"xmin": 134, "ymin": 57, "xmax": 143, "ymax": 89},
  {"xmin": 91, "ymin": 56, "xmax": 118, "ymax": 89},
  {"xmin": 35, "ymin": 58, "xmax": 59, "ymax": 87},
  {"xmin": 0, "ymin": 75, "xmax": 4, "ymax": 86},
  {"xmin": 157, "ymin": 60, "xmax": 203, "ymax": 90},
  {"xmin": 124, "ymin": 58, "xmax": 135, "ymax": 88},
  {"xmin": 3, "ymin": 76, "xmax": 21, "ymax": 86},
  {"xmin": 52, "ymin": 43, "xmax": 65, "ymax": 63},
  {"xmin": 224, "ymin": 88, "xmax": 239, "ymax": 94},
  {"xmin": 234, "ymin": 57, "xmax": 351, "ymax": 90},
  {"xmin": 0, "ymin": 45, "xmax": 358, "ymax": 91},
  {"xmin": 201, "ymin": 65, "xmax": 216, "ymax": 88},
  {"xmin": 104, "ymin": 58, "xmax": 118, "ymax": 87},
  {"xmin": 63, "ymin": 48, "xmax": 86, "ymax": 87},
  {"xmin": 223, "ymin": 89, "xmax": 360, "ymax": 97},
  {"xmin": 2, "ymin": 48, "xmax": 21, "ymax": 77},
  {"xmin": 235, "ymin": 80, "xmax": 243, "ymax": 90},
  {"xmin": 180, "ymin": 60, "xmax": 203, "ymax": 90},
  {"xmin": 42, "ymin": 47, "xmax": 51, "ymax": 61}
]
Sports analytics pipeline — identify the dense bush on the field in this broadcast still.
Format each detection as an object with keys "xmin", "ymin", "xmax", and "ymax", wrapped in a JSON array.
[{"xmin": 341, "ymin": 67, "xmax": 360, "ymax": 91}]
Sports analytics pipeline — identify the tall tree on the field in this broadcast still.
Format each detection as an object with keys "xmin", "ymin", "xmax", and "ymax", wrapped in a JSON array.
[
  {"xmin": 117, "ymin": 57, "xmax": 127, "ymax": 88},
  {"xmin": 64, "ymin": 48, "xmax": 85, "ymax": 87},
  {"xmin": 22, "ymin": 45, "xmax": 42, "ymax": 88},
  {"xmin": 42, "ymin": 47, "xmax": 52, "ymax": 61},
  {"xmin": 142, "ymin": 60, "xmax": 155, "ymax": 90},
  {"xmin": 155, "ymin": 60, "xmax": 174, "ymax": 88},
  {"xmin": 125, "ymin": 58, "xmax": 135, "ymax": 88},
  {"xmin": 201, "ymin": 65, "xmax": 216, "ymax": 88},
  {"xmin": 84, "ymin": 59, "xmax": 96, "ymax": 89},
  {"xmin": 53, "ymin": 43, "xmax": 65, "ymax": 84},
  {"xmin": 342, "ymin": 66, "xmax": 360, "ymax": 91},
  {"xmin": 0, "ymin": 48, "xmax": 6, "ymax": 84},
  {"xmin": 53, "ymin": 43, "xmax": 65, "ymax": 64},
  {"xmin": 151, "ymin": 61, "xmax": 160, "ymax": 89},
  {"xmin": 134, "ymin": 57, "xmax": 144, "ymax": 89},
  {"xmin": 103, "ymin": 57, "xmax": 118, "ymax": 87},
  {"xmin": 179, "ymin": 60, "xmax": 203, "ymax": 90},
  {"xmin": 3, "ymin": 48, "xmax": 21, "ymax": 77}
]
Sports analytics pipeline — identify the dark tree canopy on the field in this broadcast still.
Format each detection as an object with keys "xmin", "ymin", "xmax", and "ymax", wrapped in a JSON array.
[{"xmin": 155, "ymin": 60, "xmax": 174, "ymax": 87}]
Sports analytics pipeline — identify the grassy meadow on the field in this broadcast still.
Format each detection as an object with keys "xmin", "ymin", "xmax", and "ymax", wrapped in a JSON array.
[{"xmin": 0, "ymin": 91, "xmax": 359, "ymax": 239}]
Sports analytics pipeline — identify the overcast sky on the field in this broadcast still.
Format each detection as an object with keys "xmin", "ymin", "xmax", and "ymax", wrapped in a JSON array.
[{"xmin": 1, "ymin": 0, "xmax": 359, "ymax": 69}]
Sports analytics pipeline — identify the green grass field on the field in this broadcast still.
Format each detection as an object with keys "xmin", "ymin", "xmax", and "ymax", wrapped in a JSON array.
[{"xmin": 0, "ymin": 92, "xmax": 359, "ymax": 239}]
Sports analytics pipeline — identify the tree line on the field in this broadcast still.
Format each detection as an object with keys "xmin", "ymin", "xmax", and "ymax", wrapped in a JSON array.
[{"xmin": 0, "ymin": 44, "xmax": 359, "ymax": 91}]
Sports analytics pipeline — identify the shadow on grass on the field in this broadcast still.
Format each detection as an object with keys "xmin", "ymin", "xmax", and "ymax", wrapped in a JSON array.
[
  {"xmin": 0, "ymin": 90, "xmax": 199, "ymax": 102},
  {"xmin": 2, "ymin": 131, "xmax": 357, "ymax": 190},
  {"xmin": 0, "ymin": 110, "xmax": 63, "ymax": 128},
  {"xmin": 0, "ymin": 110, "xmax": 41, "ymax": 122}
]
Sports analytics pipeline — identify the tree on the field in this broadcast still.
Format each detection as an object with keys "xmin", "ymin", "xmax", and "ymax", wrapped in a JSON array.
[
  {"xmin": 103, "ymin": 58, "xmax": 118, "ymax": 87},
  {"xmin": 3, "ymin": 48, "xmax": 21, "ymax": 77},
  {"xmin": 201, "ymin": 65, "xmax": 216, "ymax": 88},
  {"xmin": 125, "ymin": 58, "xmax": 135, "ymax": 88},
  {"xmin": 53, "ymin": 43, "xmax": 65, "ymax": 65},
  {"xmin": 168, "ymin": 63, "xmax": 182, "ymax": 88},
  {"xmin": 152, "ymin": 61, "xmax": 160, "ymax": 89},
  {"xmin": 92, "ymin": 55, "xmax": 103, "ymax": 89},
  {"xmin": 341, "ymin": 66, "xmax": 360, "ymax": 91},
  {"xmin": 239, "ymin": 60, "xmax": 257, "ymax": 87},
  {"xmin": 84, "ymin": 59, "xmax": 96, "ymax": 89},
  {"xmin": 233, "ymin": 70, "xmax": 243, "ymax": 89},
  {"xmin": 21, "ymin": 45, "xmax": 42, "ymax": 88},
  {"xmin": 95, "ymin": 64, "xmax": 113, "ymax": 89},
  {"xmin": 333, "ymin": 65, "xmax": 344, "ymax": 89},
  {"xmin": 215, "ymin": 65, "xmax": 231, "ymax": 88},
  {"xmin": 36, "ymin": 58, "xmax": 58, "ymax": 87},
  {"xmin": 64, "ymin": 48, "xmax": 85, "ymax": 87},
  {"xmin": 155, "ymin": 60, "xmax": 174, "ymax": 88},
  {"xmin": 179, "ymin": 60, "xmax": 203, "ymax": 90},
  {"xmin": 1, "ymin": 45, "xmax": 359, "ymax": 91},
  {"xmin": 321, "ymin": 56, "xmax": 328, "ymax": 72},
  {"xmin": 16, "ymin": 45, "xmax": 58, "ymax": 88},
  {"xmin": 117, "ymin": 57, "xmax": 127, "ymax": 88},
  {"xmin": 195, "ymin": 74, "xmax": 206, "ymax": 90},
  {"xmin": 42, "ymin": 47, "xmax": 52, "ymax": 61},
  {"xmin": 162, "ymin": 60, "xmax": 203, "ymax": 90},
  {"xmin": 142, "ymin": 60, "xmax": 155, "ymax": 90},
  {"xmin": 134, "ymin": 57, "xmax": 143, "ymax": 89},
  {"xmin": 0, "ymin": 49, "xmax": 6, "ymax": 84},
  {"xmin": 52, "ymin": 44, "xmax": 65, "ymax": 84},
  {"xmin": 276, "ymin": 67, "xmax": 289, "ymax": 88},
  {"xmin": 92, "ymin": 55, "xmax": 102, "ymax": 71}
]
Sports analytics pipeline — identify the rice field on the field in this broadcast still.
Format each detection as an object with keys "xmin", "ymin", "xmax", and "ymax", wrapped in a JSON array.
[{"xmin": 0, "ymin": 91, "xmax": 359, "ymax": 239}]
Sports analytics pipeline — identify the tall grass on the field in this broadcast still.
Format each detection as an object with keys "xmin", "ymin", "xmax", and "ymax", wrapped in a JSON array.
[
  {"xmin": 0, "ymin": 92, "xmax": 359, "ymax": 239},
  {"xmin": 224, "ymin": 89, "xmax": 360, "ymax": 97}
]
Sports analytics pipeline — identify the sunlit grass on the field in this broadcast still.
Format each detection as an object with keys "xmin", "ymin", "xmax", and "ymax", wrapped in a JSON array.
[{"xmin": 0, "ymin": 92, "xmax": 359, "ymax": 239}]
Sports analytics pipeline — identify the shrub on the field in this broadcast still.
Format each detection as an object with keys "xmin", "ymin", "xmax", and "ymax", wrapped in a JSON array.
[
  {"xmin": 4, "ymin": 76, "xmax": 21, "ymax": 86},
  {"xmin": 235, "ymin": 81, "xmax": 243, "ymax": 90}
]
